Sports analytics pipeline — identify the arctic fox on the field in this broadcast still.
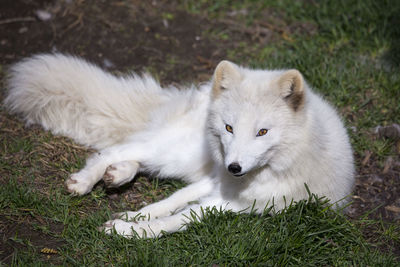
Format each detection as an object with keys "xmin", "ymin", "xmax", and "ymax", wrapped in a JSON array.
[{"xmin": 4, "ymin": 54, "xmax": 354, "ymax": 238}]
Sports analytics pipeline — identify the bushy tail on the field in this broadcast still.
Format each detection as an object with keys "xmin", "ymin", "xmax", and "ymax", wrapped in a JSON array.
[{"xmin": 4, "ymin": 54, "xmax": 169, "ymax": 149}]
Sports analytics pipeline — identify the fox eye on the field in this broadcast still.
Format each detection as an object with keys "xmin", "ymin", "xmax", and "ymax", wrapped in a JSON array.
[
  {"xmin": 257, "ymin": 128, "xmax": 268, "ymax": 137},
  {"xmin": 225, "ymin": 124, "xmax": 233, "ymax": 134}
]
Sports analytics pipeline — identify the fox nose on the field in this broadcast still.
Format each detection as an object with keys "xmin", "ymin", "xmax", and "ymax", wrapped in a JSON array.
[{"xmin": 228, "ymin": 162, "xmax": 242, "ymax": 174}]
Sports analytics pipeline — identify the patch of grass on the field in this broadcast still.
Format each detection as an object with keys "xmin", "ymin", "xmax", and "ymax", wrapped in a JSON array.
[{"xmin": 1, "ymin": 179, "xmax": 397, "ymax": 265}]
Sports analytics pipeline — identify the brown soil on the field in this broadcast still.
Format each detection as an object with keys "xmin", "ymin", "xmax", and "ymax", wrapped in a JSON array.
[
  {"xmin": 0, "ymin": 0, "xmax": 224, "ymax": 84},
  {"xmin": 0, "ymin": 0, "xmax": 399, "ymax": 264}
]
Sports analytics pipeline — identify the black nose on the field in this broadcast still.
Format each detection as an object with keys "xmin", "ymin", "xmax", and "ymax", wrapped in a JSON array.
[{"xmin": 228, "ymin": 163, "xmax": 242, "ymax": 174}]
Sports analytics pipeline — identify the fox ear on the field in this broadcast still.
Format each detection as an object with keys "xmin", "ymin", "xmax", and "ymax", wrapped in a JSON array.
[
  {"xmin": 278, "ymin": 69, "xmax": 305, "ymax": 111},
  {"xmin": 212, "ymin": 60, "xmax": 242, "ymax": 96}
]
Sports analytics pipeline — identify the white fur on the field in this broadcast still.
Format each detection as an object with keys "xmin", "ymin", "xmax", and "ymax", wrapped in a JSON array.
[{"xmin": 4, "ymin": 54, "xmax": 354, "ymax": 238}]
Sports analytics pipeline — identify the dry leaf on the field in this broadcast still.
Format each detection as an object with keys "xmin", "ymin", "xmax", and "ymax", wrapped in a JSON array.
[
  {"xmin": 385, "ymin": 205, "xmax": 400, "ymax": 213},
  {"xmin": 41, "ymin": 248, "xmax": 58, "ymax": 254}
]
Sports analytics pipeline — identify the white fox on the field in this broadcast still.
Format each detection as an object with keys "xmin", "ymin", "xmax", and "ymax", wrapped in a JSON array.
[{"xmin": 4, "ymin": 54, "xmax": 354, "ymax": 238}]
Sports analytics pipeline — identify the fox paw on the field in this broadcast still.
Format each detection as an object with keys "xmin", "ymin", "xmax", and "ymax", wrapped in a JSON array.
[
  {"xmin": 103, "ymin": 161, "xmax": 139, "ymax": 188},
  {"xmin": 65, "ymin": 171, "xmax": 93, "ymax": 195},
  {"xmin": 100, "ymin": 219, "xmax": 156, "ymax": 238}
]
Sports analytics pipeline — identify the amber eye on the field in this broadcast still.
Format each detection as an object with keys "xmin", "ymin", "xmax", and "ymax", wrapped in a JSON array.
[
  {"xmin": 257, "ymin": 128, "xmax": 268, "ymax": 137},
  {"xmin": 225, "ymin": 124, "xmax": 233, "ymax": 134}
]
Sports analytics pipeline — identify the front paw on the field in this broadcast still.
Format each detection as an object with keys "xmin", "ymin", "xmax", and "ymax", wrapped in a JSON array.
[
  {"xmin": 103, "ymin": 161, "xmax": 138, "ymax": 188},
  {"xmin": 100, "ymin": 219, "xmax": 156, "ymax": 238},
  {"xmin": 65, "ymin": 172, "xmax": 93, "ymax": 195}
]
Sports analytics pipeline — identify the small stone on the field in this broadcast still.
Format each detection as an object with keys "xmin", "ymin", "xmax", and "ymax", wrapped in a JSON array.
[
  {"xmin": 162, "ymin": 19, "xmax": 169, "ymax": 28},
  {"xmin": 18, "ymin": 27, "xmax": 28, "ymax": 34},
  {"xmin": 108, "ymin": 193, "xmax": 119, "ymax": 200},
  {"xmin": 103, "ymin": 58, "xmax": 114, "ymax": 69},
  {"xmin": 35, "ymin": 10, "xmax": 52, "ymax": 21},
  {"xmin": 375, "ymin": 123, "xmax": 400, "ymax": 140}
]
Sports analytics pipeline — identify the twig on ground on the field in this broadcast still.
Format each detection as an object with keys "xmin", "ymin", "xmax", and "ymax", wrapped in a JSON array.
[{"xmin": 0, "ymin": 17, "xmax": 36, "ymax": 25}]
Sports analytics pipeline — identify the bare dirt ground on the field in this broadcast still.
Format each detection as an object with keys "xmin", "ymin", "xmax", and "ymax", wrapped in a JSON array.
[
  {"xmin": 1, "ymin": 0, "xmax": 399, "ymax": 263},
  {"xmin": 0, "ymin": 0, "xmax": 223, "ymax": 83}
]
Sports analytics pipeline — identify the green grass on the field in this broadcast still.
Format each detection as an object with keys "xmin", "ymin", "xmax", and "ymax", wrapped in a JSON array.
[
  {"xmin": 1, "ymin": 179, "xmax": 397, "ymax": 266},
  {"xmin": 1, "ymin": 0, "xmax": 400, "ymax": 265}
]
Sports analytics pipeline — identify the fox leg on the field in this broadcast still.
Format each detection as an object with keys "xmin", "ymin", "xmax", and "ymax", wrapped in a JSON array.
[
  {"xmin": 102, "ymin": 192, "xmax": 224, "ymax": 238},
  {"xmin": 65, "ymin": 141, "xmax": 150, "ymax": 195},
  {"xmin": 64, "ymin": 124, "xmax": 207, "ymax": 195},
  {"xmin": 103, "ymin": 160, "xmax": 140, "ymax": 188},
  {"xmin": 112, "ymin": 177, "xmax": 214, "ymax": 221},
  {"xmin": 102, "ymin": 206, "xmax": 201, "ymax": 238}
]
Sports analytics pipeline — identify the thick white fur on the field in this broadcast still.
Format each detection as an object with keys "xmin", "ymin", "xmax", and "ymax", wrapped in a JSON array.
[{"xmin": 5, "ymin": 54, "xmax": 354, "ymax": 238}]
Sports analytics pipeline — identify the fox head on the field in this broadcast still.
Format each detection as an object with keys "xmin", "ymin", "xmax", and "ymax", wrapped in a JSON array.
[{"xmin": 207, "ymin": 60, "xmax": 310, "ymax": 177}]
